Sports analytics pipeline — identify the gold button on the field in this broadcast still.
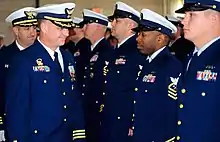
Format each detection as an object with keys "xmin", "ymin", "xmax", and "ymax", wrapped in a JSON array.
[
  {"xmin": 13, "ymin": 140, "xmax": 18, "ymax": 142},
  {"xmin": 177, "ymin": 136, "xmax": 180, "ymax": 140},
  {"xmin": 181, "ymin": 89, "xmax": 186, "ymax": 94},
  {"xmin": 133, "ymin": 114, "xmax": 135, "ymax": 117},
  {"xmin": 201, "ymin": 92, "xmax": 206, "ymax": 96},
  {"xmin": 117, "ymin": 117, "xmax": 120, "ymax": 120},
  {"xmin": 213, "ymin": 5, "xmax": 216, "ymax": 9},
  {"xmin": 104, "ymin": 80, "xmax": 107, "ymax": 83},
  {"xmin": 64, "ymin": 105, "xmax": 67, "ymax": 109},
  {"xmin": 64, "ymin": 118, "xmax": 67, "ymax": 122},
  {"xmin": 63, "ymin": 92, "xmax": 66, "ymax": 96},
  {"xmin": 34, "ymin": 130, "xmax": 38, "ymax": 134},
  {"xmin": 179, "ymin": 104, "xmax": 184, "ymax": 109},
  {"xmin": 134, "ymin": 88, "xmax": 138, "ymax": 91},
  {"xmin": 117, "ymin": 71, "xmax": 120, "ymax": 73},
  {"xmin": 4, "ymin": 113, "xmax": 6, "ymax": 116},
  {"xmin": 103, "ymin": 92, "xmax": 105, "ymax": 95},
  {"xmin": 85, "ymin": 67, "xmax": 87, "ymax": 70},
  {"xmin": 84, "ymin": 76, "xmax": 86, "ymax": 78},
  {"xmin": 178, "ymin": 120, "xmax": 182, "ymax": 125},
  {"xmin": 96, "ymin": 101, "xmax": 98, "ymax": 104},
  {"xmin": 134, "ymin": 100, "xmax": 136, "ymax": 104},
  {"xmin": 132, "ymin": 126, "xmax": 135, "ymax": 130},
  {"xmin": 62, "ymin": 79, "xmax": 64, "ymax": 82},
  {"xmin": 82, "ymin": 93, "xmax": 84, "ymax": 96},
  {"xmin": 83, "ymin": 84, "xmax": 86, "ymax": 87},
  {"xmin": 43, "ymin": 80, "xmax": 47, "ymax": 83},
  {"xmin": 145, "ymin": 90, "xmax": 148, "ymax": 92}
]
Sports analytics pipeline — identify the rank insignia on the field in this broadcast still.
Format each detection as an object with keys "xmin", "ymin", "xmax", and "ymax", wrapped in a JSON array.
[
  {"xmin": 142, "ymin": 74, "xmax": 156, "ymax": 83},
  {"xmin": 103, "ymin": 61, "xmax": 109, "ymax": 76},
  {"xmin": 197, "ymin": 70, "xmax": 218, "ymax": 82},
  {"xmin": 168, "ymin": 77, "xmax": 179, "ymax": 100},
  {"xmin": 33, "ymin": 58, "xmax": 50, "ymax": 72},
  {"xmin": 99, "ymin": 104, "xmax": 104, "ymax": 112},
  {"xmin": 139, "ymin": 65, "xmax": 143, "ymax": 70}
]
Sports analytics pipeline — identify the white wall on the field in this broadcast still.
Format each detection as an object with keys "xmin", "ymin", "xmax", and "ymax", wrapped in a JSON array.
[
  {"xmin": 0, "ymin": 0, "xmax": 35, "ymax": 45},
  {"xmin": 0, "ymin": 0, "xmax": 183, "ymax": 44}
]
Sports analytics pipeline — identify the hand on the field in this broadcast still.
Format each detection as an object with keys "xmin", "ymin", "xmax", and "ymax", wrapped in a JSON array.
[
  {"xmin": 0, "ymin": 130, "xmax": 5, "ymax": 142},
  {"xmin": 128, "ymin": 128, "xmax": 133, "ymax": 137}
]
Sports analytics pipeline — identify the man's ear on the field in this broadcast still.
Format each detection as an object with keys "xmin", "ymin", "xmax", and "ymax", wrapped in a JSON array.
[
  {"xmin": 12, "ymin": 26, "xmax": 19, "ymax": 37},
  {"xmin": 40, "ymin": 20, "xmax": 48, "ymax": 34}
]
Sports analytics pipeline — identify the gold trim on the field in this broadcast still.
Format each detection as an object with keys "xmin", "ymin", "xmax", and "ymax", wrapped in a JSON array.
[
  {"xmin": 19, "ymin": 23, "xmax": 37, "ymax": 26},
  {"xmin": 73, "ymin": 133, "xmax": 85, "ymax": 137},
  {"xmin": 13, "ymin": 19, "xmax": 37, "ymax": 25},
  {"xmin": 168, "ymin": 94, "xmax": 177, "ymax": 100},
  {"xmin": 53, "ymin": 21, "xmax": 72, "ymax": 28},
  {"xmin": 44, "ymin": 16, "xmax": 72, "ymax": 22},
  {"xmin": 73, "ymin": 136, "xmax": 86, "ymax": 140},
  {"xmin": 165, "ymin": 137, "xmax": 175, "ymax": 142},
  {"xmin": 73, "ymin": 129, "xmax": 85, "ymax": 134}
]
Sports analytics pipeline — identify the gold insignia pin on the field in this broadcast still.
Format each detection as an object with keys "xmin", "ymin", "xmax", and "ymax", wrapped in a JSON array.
[
  {"xmin": 36, "ymin": 58, "xmax": 43, "ymax": 66},
  {"xmin": 65, "ymin": 8, "xmax": 74, "ymax": 18},
  {"xmin": 24, "ymin": 11, "xmax": 35, "ymax": 19}
]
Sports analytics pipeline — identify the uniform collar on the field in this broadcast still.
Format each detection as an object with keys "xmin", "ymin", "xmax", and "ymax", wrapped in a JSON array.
[
  {"xmin": 37, "ymin": 37, "xmax": 61, "ymax": 61},
  {"xmin": 194, "ymin": 36, "xmax": 220, "ymax": 56},
  {"xmin": 91, "ymin": 37, "xmax": 104, "ymax": 51},
  {"xmin": 117, "ymin": 34, "xmax": 135, "ymax": 48},
  {"xmin": 147, "ymin": 46, "xmax": 166, "ymax": 63},
  {"xmin": 15, "ymin": 40, "xmax": 25, "ymax": 51}
]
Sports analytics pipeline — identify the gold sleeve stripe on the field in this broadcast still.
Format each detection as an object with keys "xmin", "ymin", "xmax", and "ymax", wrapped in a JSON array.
[
  {"xmin": 73, "ymin": 130, "xmax": 85, "ymax": 134},
  {"xmin": 73, "ymin": 133, "xmax": 85, "ymax": 137},
  {"xmin": 168, "ymin": 94, "xmax": 177, "ymax": 100},
  {"xmin": 73, "ymin": 135, "xmax": 86, "ymax": 140},
  {"xmin": 168, "ymin": 90, "xmax": 177, "ymax": 97},
  {"xmin": 165, "ymin": 137, "xmax": 175, "ymax": 142},
  {"xmin": 168, "ymin": 83, "xmax": 177, "ymax": 93}
]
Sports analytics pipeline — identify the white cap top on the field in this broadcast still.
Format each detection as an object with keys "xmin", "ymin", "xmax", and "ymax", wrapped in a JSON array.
[
  {"xmin": 72, "ymin": 17, "xmax": 83, "ymax": 24},
  {"xmin": 5, "ymin": 7, "xmax": 37, "ymax": 26},
  {"xmin": 140, "ymin": 9, "xmax": 177, "ymax": 37},
  {"xmin": 116, "ymin": 1, "xmax": 140, "ymax": 18},
  {"xmin": 83, "ymin": 9, "xmax": 108, "ymax": 26}
]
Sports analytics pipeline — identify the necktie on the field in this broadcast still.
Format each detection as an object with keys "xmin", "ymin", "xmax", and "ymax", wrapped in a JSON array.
[
  {"xmin": 54, "ymin": 51, "xmax": 62, "ymax": 72},
  {"xmin": 187, "ymin": 52, "xmax": 198, "ymax": 73}
]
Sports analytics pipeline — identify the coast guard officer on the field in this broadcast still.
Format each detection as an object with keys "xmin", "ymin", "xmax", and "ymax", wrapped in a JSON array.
[
  {"xmin": 175, "ymin": 0, "xmax": 220, "ymax": 141},
  {"xmin": 81, "ymin": 9, "xmax": 113, "ymax": 142},
  {"xmin": 165, "ymin": 15, "xmax": 194, "ymax": 64},
  {"xmin": 132, "ymin": 9, "xmax": 182, "ymax": 142},
  {"xmin": 64, "ymin": 17, "xmax": 91, "ymax": 92},
  {"xmin": 0, "ymin": 7, "xmax": 37, "ymax": 142},
  {"xmin": 100, "ymin": 2, "xmax": 144, "ymax": 142},
  {"xmin": 5, "ymin": 3, "xmax": 85, "ymax": 142}
]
